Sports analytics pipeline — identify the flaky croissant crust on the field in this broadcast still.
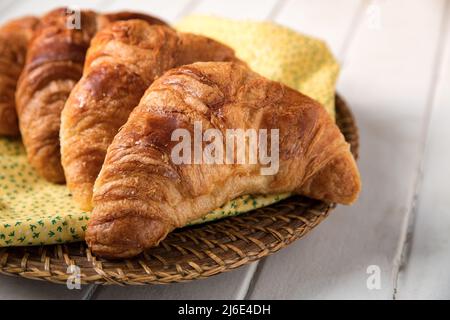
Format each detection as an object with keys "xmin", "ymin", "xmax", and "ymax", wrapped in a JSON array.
[{"xmin": 87, "ymin": 62, "xmax": 361, "ymax": 258}]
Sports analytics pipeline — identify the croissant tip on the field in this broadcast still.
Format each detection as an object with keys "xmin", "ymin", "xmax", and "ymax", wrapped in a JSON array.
[
  {"xmin": 86, "ymin": 242, "xmax": 144, "ymax": 260},
  {"xmin": 86, "ymin": 212, "xmax": 168, "ymax": 259}
]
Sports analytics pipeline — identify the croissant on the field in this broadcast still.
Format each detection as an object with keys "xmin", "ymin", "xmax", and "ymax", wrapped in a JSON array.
[
  {"xmin": 15, "ymin": 8, "xmax": 166, "ymax": 183},
  {"xmin": 0, "ymin": 16, "xmax": 38, "ymax": 136},
  {"xmin": 86, "ymin": 61, "xmax": 361, "ymax": 258},
  {"xmin": 60, "ymin": 20, "xmax": 239, "ymax": 210}
]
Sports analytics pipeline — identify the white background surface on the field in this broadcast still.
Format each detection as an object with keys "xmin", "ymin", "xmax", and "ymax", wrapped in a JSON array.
[{"xmin": 0, "ymin": 0, "xmax": 449, "ymax": 300}]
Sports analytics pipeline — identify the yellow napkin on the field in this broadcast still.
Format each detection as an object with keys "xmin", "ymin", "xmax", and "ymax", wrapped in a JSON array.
[
  {"xmin": 0, "ymin": 16, "xmax": 339, "ymax": 247},
  {"xmin": 177, "ymin": 15, "xmax": 339, "ymax": 118}
]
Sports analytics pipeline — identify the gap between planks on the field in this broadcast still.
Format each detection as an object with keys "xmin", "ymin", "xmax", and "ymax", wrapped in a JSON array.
[
  {"xmin": 392, "ymin": 0, "xmax": 450, "ymax": 300},
  {"xmin": 174, "ymin": 0, "xmax": 202, "ymax": 22},
  {"xmin": 338, "ymin": 0, "xmax": 371, "ymax": 65}
]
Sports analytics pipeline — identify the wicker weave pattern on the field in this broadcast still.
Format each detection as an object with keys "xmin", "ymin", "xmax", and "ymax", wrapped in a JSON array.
[{"xmin": 0, "ymin": 95, "xmax": 358, "ymax": 285}]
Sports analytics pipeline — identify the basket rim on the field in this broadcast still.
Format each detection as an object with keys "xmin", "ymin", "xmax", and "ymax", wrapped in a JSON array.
[{"xmin": 0, "ymin": 94, "xmax": 359, "ymax": 285}]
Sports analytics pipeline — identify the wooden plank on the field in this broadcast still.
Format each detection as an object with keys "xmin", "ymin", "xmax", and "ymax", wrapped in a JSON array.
[
  {"xmin": 248, "ymin": 0, "xmax": 447, "ymax": 299},
  {"xmin": 0, "ymin": 274, "xmax": 92, "ymax": 299},
  {"xmin": 190, "ymin": 0, "xmax": 280, "ymax": 20},
  {"xmin": 0, "ymin": 0, "xmax": 194, "ymax": 24},
  {"xmin": 101, "ymin": 0, "xmax": 195, "ymax": 23},
  {"xmin": 93, "ymin": 263, "xmax": 258, "ymax": 299},
  {"xmin": 0, "ymin": 0, "xmax": 104, "ymax": 23},
  {"xmin": 0, "ymin": 1, "xmax": 17, "ymax": 19},
  {"xmin": 396, "ymin": 1, "xmax": 450, "ymax": 300},
  {"xmin": 273, "ymin": 0, "xmax": 364, "ymax": 59}
]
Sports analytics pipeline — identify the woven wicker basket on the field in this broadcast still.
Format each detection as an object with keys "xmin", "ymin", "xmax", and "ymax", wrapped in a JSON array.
[{"xmin": 0, "ymin": 95, "xmax": 358, "ymax": 285}]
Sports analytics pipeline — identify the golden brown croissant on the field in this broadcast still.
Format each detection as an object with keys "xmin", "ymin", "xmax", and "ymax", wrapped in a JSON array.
[
  {"xmin": 15, "ymin": 8, "xmax": 166, "ymax": 183},
  {"xmin": 0, "ymin": 16, "xmax": 38, "ymax": 136},
  {"xmin": 61, "ymin": 20, "xmax": 238, "ymax": 210},
  {"xmin": 86, "ymin": 61, "xmax": 361, "ymax": 258}
]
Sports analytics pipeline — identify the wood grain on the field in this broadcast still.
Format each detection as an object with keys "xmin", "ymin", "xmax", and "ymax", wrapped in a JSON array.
[{"xmin": 396, "ymin": 0, "xmax": 450, "ymax": 300}]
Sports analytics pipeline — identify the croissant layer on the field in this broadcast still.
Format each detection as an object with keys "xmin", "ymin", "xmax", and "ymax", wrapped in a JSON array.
[{"xmin": 86, "ymin": 62, "xmax": 361, "ymax": 258}]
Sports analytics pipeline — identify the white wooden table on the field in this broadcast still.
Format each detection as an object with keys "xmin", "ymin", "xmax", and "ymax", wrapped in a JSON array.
[{"xmin": 1, "ymin": 0, "xmax": 449, "ymax": 300}]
